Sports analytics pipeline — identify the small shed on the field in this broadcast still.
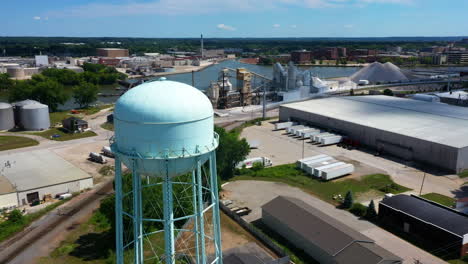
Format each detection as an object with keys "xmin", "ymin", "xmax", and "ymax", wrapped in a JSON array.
[{"xmin": 62, "ymin": 117, "xmax": 88, "ymax": 133}]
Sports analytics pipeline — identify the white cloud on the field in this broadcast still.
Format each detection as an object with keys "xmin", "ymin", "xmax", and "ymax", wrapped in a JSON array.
[
  {"xmin": 217, "ymin": 24, "xmax": 236, "ymax": 31},
  {"xmin": 344, "ymin": 24, "xmax": 354, "ymax": 28},
  {"xmin": 273, "ymin": 24, "xmax": 281, "ymax": 28},
  {"xmin": 46, "ymin": 0, "xmax": 415, "ymax": 18},
  {"xmin": 290, "ymin": 24, "xmax": 297, "ymax": 28},
  {"xmin": 33, "ymin": 16, "xmax": 41, "ymax": 20}
]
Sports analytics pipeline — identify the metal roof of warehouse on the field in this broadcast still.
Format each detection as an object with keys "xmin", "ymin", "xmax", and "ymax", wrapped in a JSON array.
[
  {"xmin": 281, "ymin": 95, "xmax": 468, "ymax": 148},
  {"xmin": 380, "ymin": 195, "xmax": 468, "ymax": 237},
  {"xmin": 262, "ymin": 196, "xmax": 401, "ymax": 263},
  {"xmin": 0, "ymin": 149, "xmax": 92, "ymax": 193}
]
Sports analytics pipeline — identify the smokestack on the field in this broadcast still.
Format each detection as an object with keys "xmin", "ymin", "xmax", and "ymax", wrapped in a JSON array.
[{"xmin": 201, "ymin": 34, "xmax": 204, "ymax": 58}]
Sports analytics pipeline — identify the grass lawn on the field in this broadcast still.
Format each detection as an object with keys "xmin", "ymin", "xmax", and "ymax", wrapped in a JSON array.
[
  {"xmin": 448, "ymin": 260, "xmax": 468, "ymax": 264},
  {"xmin": 420, "ymin": 193, "xmax": 456, "ymax": 208},
  {"xmin": 0, "ymin": 198, "xmax": 72, "ymax": 243},
  {"xmin": 100, "ymin": 122, "xmax": 114, "ymax": 131},
  {"xmin": 0, "ymin": 135, "xmax": 39, "ymax": 151},
  {"xmin": 232, "ymin": 164, "xmax": 411, "ymax": 204},
  {"xmin": 458, "ymin": 170, "xmax": 468, "ymax": 178},
  {"xmin": 50, "ymin": 104, "xmax": 113, "ymax": 125},
  {"xmin": 28, "ymin": 128, "xmax": 97, "ymax": 141}
]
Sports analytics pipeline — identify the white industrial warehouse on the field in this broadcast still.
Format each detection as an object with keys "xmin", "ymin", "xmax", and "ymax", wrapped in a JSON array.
[
  {"xmin": 0, "ymin": 150, "xmax": 93, "ymax": 209},
  {"xmin": 279, "ymin": 95, "xmax": 468, "ymax": 173}
]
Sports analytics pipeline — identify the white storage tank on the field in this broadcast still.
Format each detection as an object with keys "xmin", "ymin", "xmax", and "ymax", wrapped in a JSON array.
[
  {"xmin": 0, "ymin": 103, "xmax": 15, "ymax": 131},
  {"xmin": 13, "ymin": 99, "xmax": 40, "ymax": 128},
  {"xmin": 21, "ymin": 103, "xmax": 50, "ymax": 131}
]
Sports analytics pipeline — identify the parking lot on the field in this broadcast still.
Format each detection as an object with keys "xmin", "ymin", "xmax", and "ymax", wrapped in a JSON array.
[{"xmin": 240, "ymin": 119, "xmax": 466, "ymax": 197}]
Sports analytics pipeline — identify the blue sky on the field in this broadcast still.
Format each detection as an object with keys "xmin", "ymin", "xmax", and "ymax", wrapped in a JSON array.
[{"xmin": 2, "ymin": 0, "xmax": 468, "ymax": 38}]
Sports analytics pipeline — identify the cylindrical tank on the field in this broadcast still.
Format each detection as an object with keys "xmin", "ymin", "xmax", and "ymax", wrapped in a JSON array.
[
  {"xmin": 13, "ymin": 100, "xmax": 40, "ymax": 128},
  {"xmin": 6, "ymin": 67, "xmax": 25, "ymax": 78},
  {"xmin": 113, "ymin": 78, "xmax": 217, "ymax": 177},
  {"xmin": 20, "ymin": 103, "xmax": 50, "ymax": 131},
  {"xmin": 0, "ymin": 103, "xmax": 15, "ymax": 131}
]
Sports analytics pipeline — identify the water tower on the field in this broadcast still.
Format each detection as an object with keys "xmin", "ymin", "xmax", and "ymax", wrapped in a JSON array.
[{"xmin": 111, "ymin": 79, "xmax": 223, "ymax": 264}]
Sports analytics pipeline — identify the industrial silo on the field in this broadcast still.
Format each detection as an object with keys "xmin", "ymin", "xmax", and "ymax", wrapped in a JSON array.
[
  {"xmin": 0, "ymin": 103, "xmax": 15, "ymax": 131},
  {"xmin": 13, "ymin": 100, "xmax": 40, "ymax": 128},
  {"xmin": 20, "ymin": 103, "xmax": 50, "ymax": 131},
  {"xmin": 6, "ymin": 67, "xmax": 25, "ymax": 79},
  {"xmin": 111, "ymin": 78, "xmax": 222, "ymax": 264}
]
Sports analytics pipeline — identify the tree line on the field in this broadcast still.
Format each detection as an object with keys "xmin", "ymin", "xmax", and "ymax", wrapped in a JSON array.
[{"xmin": 0, "ymin": 63, "xmax": 125, "ymax": 111}]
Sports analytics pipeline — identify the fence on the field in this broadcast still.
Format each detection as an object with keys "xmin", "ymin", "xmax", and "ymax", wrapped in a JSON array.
[{"xmin": 219, "ymin": 203, "xmax": 291, "ymax": 263}]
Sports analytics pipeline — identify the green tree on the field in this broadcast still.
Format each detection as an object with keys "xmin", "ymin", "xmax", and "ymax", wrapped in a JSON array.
[
  {"xmin": 343, "ymin": 190, "xmax": 354, "ymax": 209},
  {"xmin": 73, "ymin": 82, "xmax": 99, "ymax": 108},
  {"xmin": 349, "ymin": 89, "xmax": 355, "ymax": 96},
  {"xmin": 41, "ymin": 68, "xmax": 80, "ymax": 86},
  {"xmin": 31, "ymin": 79, "xmax": 69, "ymax": 111},
  {"xmin": 214, "ymin": 126, "xmax": 250, "ymax": 180},
  {"xmin": 0, "ymin": 73, "xmax": 13, "ymax": 90},
  {"xmin": 366, "ymin": 200, "xmax": 378, "ymax": 219},
  {"xmin": 383, "ymin": 89, "xmax": 394, "ymax": 96}
]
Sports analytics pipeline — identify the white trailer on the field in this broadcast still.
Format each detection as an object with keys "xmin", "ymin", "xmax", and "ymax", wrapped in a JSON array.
[
  {"xmin": 275, "ymin": 121, "xmax": 297, "ymax": 130},
  {"xmin": 286, "ymin": 125, "xmax": 303, "ymax": 134},
  {"xmin": 311, "ymin": 133, "xmax": 334, "ymax": 142},
  {"xmin": 321, "ymin": 164, "xmax": 355, "ymax": 181},
  {"xmin": 295, "ymin": 127, "xmax": 312, "ymax": 137},
  {"xmin": 236, "ymin": 157, "xmax": 273, "ymax": 169},
  {"xmin": 300, "ymin": 129, "xmax": 321, "ymax": 138},
  {"xmin": 320, "ymin": 135, "xmax": 343, "ymax": 146},
  {"xmin": 296, "ymin": 154, "xmax": 329, "ymax": 169},
  {"xmin": 313, "ymin": 162, "xmax": 346, "ymax": 178},
  {"xmin": 288, "ymin": 125, "xmax": 307, "ymax": 135},
  {"xmin": 303, "ymin": 159, "xmax": 338, "ymax": 175}
]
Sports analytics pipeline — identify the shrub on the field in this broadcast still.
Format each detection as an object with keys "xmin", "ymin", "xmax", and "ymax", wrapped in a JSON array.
[
  {"xmin": 343, "ymin": 190, "xmax": 354, "ymax": 209},
  {"xmin": 8, "ymin": 210, "xmax": 24, "ymax": 224},
  {"xmin": 349, "ymin": 203, "xmax": 367, "ymax": 217},
  {"xmin": 366, "ymin": 200, "xmax": 378, "ymax": 219}
]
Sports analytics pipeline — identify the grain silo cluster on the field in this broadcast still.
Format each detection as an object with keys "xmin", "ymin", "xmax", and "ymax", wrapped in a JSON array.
[{"xmin": 0, "ymin": 100, "xmax": 50, "ymax": 131}]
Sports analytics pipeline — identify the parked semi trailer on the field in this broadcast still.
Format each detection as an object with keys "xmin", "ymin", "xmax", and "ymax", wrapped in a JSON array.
[
  {"xmin": 311, "ymin": 133, "xmax": 334, "ymax": 142},
  {"xmin": 275, "ymin": 121, "xmax": 297, "ymax": 130},
  {"xmin": 288, "ymin": 125, "xmax": 307, "ymax": 135},
  {"xmin": 320, "ymin": 135, "xmax": 343, "ymax": 146},
  {"xmin": 313, "ymin": 162, "xmax": 346, "ymax": 178},
  {"xmin": 303, "ymin": 159, "xmax": 338, "ymax": 175},
  {"xmin": 299, "ymin": 129, "xmax": 321, "ymax": 138},
  {"xmin": 297, "ymin": 154, "xmax": 329, "ymax": 169},
  {"xmin": 321, "ymin": 164, "xmax": 355, "ymax": 180},
  {"xmin": 295, "ymin": 127, "xmax": 312, "ymax": 137}
]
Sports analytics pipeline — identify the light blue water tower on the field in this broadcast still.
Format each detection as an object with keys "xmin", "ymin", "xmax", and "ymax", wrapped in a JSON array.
[{"xmin": 111, "ymin": 79, "xmax": 223, "ymax": 264}]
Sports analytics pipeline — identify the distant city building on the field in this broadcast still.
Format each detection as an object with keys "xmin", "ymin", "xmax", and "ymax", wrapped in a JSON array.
[
  {"xmin": 338, "ymin": 47, "xmax": 347, "ymax": 57},
  {"xmin": 290, "ymin": 50, "xmax": 311, "ymax": 64},
  {"xmin": 432, "ymin": 53, "xmax": 448, "ymax": 65},
  {"xmin": 35, "ymin": 55, "xmax": 49, "ymax": 66},
  {"xmin": 445, "ymin": 51, "xmax": 468, "ymax": 64},
  {"xmin": 96, "ymin": 48, "xmax": 129, "ymax": 58},
  {"xmin": 224, "ymin": 48, "xmax": 243, "ymax": 53},
  {"xmin": 311, "ymin": 47, "xmax": 339, "ymax": 60},
  {"xmin": 203, "ymin": 49, "xmax": 225, "ymax": 58},
  {"xmin": 98, "ymin": 57, "xmax": 121, "ymax": 66}
]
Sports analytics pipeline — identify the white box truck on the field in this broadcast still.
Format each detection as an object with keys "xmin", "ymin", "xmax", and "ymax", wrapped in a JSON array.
[
  {"xmin": 320, "ymin": 135, "xmax": 343, "ymax": 146},
  {"xmin": 321, "ymin": 164, "xmax": 354, "ymax": 180},
  {"xmin": 236, "ymin": 157, "xmax": 273, "ymax": 169},
  {"xmin": 275, "ymin": 121, "xmax": 297, "ymax": 130},
  {"xmin": 313, "ymin": 162, "xmax": 346, "ymax": 178}
]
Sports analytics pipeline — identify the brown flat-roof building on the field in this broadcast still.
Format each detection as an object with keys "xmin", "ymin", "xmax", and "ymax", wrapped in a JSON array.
[
  {"xmin": 262, "ymin": 196, "xmax": 402, "ymax": 264},
  {"xmin": 96, "ymin": 48, "xmax": 129, "ymax": 58},
  {"xmin": 291, "ymin": 50, "xmax": 311, "ymax": 64}
]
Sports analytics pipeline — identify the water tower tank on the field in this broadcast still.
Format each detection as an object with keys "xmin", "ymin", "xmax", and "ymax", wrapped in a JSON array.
[
  {"xmin": 21, "ymin": 103, "xmax": 50, "ymax": 131},
  {"xmin": 0, "ymin": 103, "xmax": 15, "ymax": 131},
  {"xmin": 113, "ymin": 78, "xmax": 216, "ymax": 177}
]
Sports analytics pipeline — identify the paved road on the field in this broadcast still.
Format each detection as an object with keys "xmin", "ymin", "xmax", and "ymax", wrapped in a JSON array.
[{"xmin": 223, "ymin": 180, "xmax": 447, "ymax": 264}]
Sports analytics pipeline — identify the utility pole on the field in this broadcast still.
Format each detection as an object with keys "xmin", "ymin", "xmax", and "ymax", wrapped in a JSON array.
[
  {"xmin": 191, "ymin": 70, "xmax": 195, "ymax": 87},
  {"xmin": 302, "ymin": 135, "xmax": 305, "ymax": 159},
  {"xmin": 419, "ymin": 170, "xmax": 427, "ymax": 195},
  {"xmin": 262, "ymin": 81, "xmax": 267, "ymax": 120}
]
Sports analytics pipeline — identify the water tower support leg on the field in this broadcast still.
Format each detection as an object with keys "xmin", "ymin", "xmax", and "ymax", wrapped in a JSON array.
[
  {"xmin": 163, "ymin": 161, "xmax": 175, "ymax": 264},
  {"xmin": 192, "ymin": 170, "xmax": 201, "ymax": 264},
  {"xmin": 115, "ymin": 157, "xmax": 124, "ymax": 264},
  {"xmin": 196, "ymin": 159, "xmax": 207, "ymax": 264},
  {"xmin": 210, "ymin": 152, "xmax": 223, "ymax": 263},
  {"xmin": 132, "ymin": 161, "xmax": 143, "ymax": 264}
]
